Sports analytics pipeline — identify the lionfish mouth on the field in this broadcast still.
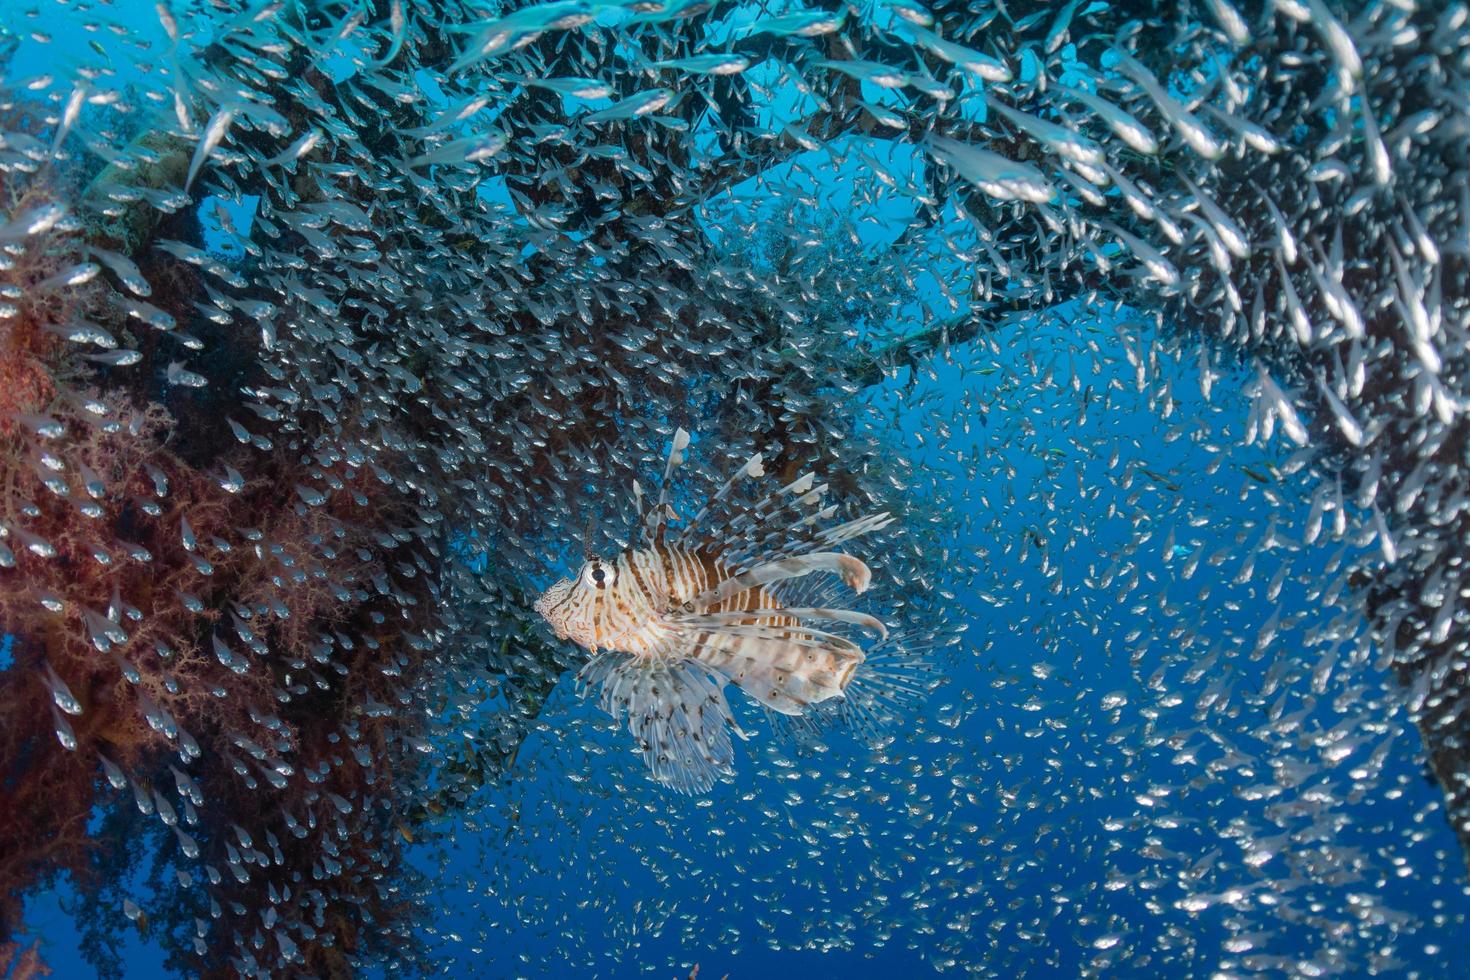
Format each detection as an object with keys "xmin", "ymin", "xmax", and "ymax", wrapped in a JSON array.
[{"xmin": 532, "ymin": 580, "xmax": 573, "ymax": 641}]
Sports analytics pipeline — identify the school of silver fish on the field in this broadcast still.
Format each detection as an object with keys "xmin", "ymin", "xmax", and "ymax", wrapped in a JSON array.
[{"xmin": 1, "ymin": 0, "xmax": 1469, "ymax": 975}]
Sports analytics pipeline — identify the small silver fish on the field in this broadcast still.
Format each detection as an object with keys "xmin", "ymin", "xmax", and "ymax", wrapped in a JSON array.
[
  {"xmin": 185, "ymin": 103, "xmax": 239, "ymax": 193},
  {"xmin": 651, "ymin": 53, "xmax": 750, "ymax": 76}
]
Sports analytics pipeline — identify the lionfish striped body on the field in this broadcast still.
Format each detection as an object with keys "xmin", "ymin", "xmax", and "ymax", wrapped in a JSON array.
[{"xmin": 534, "ymin": 429, "xmax": 893, "ymax": 792}]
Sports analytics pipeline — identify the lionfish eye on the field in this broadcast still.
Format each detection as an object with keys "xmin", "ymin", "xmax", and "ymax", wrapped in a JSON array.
[{"xmin": 592, "ymin": 566, "xmax": 606, "ymax": 585}]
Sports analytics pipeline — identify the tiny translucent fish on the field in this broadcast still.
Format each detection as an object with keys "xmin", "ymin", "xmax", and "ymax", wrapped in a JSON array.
[
  {"xmin": 1182, "ymin": 178, "xmax": 1250, "ymax": 259},
  {"xmin": 1256, "ymin": 364, "xmax": 1310, "ymax": 446},
  {"xmin": 1308, "ymin": 0, "xmax": 1362, "ymax": 88},
  {"xmin": 1316, "ymin": 374, "xmax": 1364, "ymax": 446},
  {"xmin": 651, "ymin": 53, "xmax": 749, "ymax": 76},
  {"xmin": 295, "ymin": 484, "xmax": 327, "ymax": 506},
  {"xmin": 51, "ymin": 83, "xmax": 87, "ymax": 157},
  {"xmin": 906, "ymin": 25, "xmax": 1011, "ymax": 81},
  {"xmin": 263, "ymin": 129, "xmax": 323, "ymax": 169},
  {"xmin": 516, "ymin": 75, "xmax": 613, "ymax": 99},
  {"xmin": 166, "ymin": 361, "xmax": 209, "ymax": 388},
  {"xmin": 860, "ymin": 100, "xmax": 908, "ymax": 130},
  {"xmin": 1206, "ymin": 0, "xmax": 1251, "ymax": 45},
  {"xmin": 12, "ymin": 413, "xmax": 64, "ymax": 439},
  {"xmin": 172, "ymin": 766, "xmax": 204, "ymax": 807},
  {"xmin": 52, "ymin": 705, "xmax": 78, "ymax": 751},
  {"xmin": 36, "ymin": 261, "xmax": 99, "ymax": 290},
  {"xmin": 109, "ymin": 648, "xmax": 143, "ymax": 685},
  {"xmin": 987, "ymin": 98, "xmax": 1106, "ymax": 167},
  {"xmin": 1106, "ymin": 223, "xmax": 1180, "ymax": 288},
  {"xmin": 155, "ymin": 1, "xmax": 179, "ymax": 41},
  {"xmin": 185, "ymin": 103, "xmax": 239, "ymax": 193},
  {"xmin": 366, "ymin": 0, "xmax": 407, "ymax": 68},
  {"xmin": 46, "ymin": 319, "xmax": 116, "ymax": 347},
  {"xmin": 83, "ymin": 349, "xmax": 143, "ymax": 367},
  {"xmin": 1045, "ymin": 0, "xmax": 1084, "ymax": 53},
  {"xmin": 1202, "ymin": 102, "xmax": 1283, "ymax": 154},
  {"xmin": 78, "ymin": 462, "xmax": 105, "ymax": 498},
  {"xmin": 145, "ymin": 463, "xmax": 168, "ymax": 497},
  {"xmin": 407, "ymin": 131, "xmax": 508, "ymax": 168},
  {"xmin": 98, "ymin": 752, "xmax": 128, "ymax": 790},
  {"xmin": 123, "ymin": 298, "xmax": 176, "ymax": 331},
  {"xmin": 815, "ymin": 59, "xmax": 909, "ymax": 89},
  {"xmin": 925, "ymin": 135, "xmax": 1054, "ymax": 204},
  {"xmin": 225, "ymin": 417, "xmax": 253, "ymax": 443},
  {"xmin": 738, "ymin": 9, "xmax": 845, "ymax": 38},
  {"xmin": 449, "ymin": 0, "xmax": 598, "ymax": 72},
  {"xmin": 0, "ymin": 202, "xmax": 66, "ymax": 240},
  {"xmin": 175, "ymin": 827, "xmax": 201, "ymax": 858},
  {"xmin": 581, "ymin": 89, "xmax": 673, "ymax": 124},
  {"xmin": 1114, "ymin": 50, "xmax": 1223, "ymax": 160},
  {"xmin": 1056, "ymin": 84, "xmax": 1158, "ymax": 155},
  {"xmin": 14, "ymin": 528, "xmax": 57, "ymax": 558},
  {"xmin": 877, "ymin": 0, "xmax": 933, "ymax": 27},
  {"xmin": 43, "ymin": 663, "xmax": 83, "ymax": 715}
]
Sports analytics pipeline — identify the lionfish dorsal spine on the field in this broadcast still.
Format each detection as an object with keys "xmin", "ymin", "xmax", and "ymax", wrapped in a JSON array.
[
  {"xmin": 721, "ymin": 496, "xmax": 891, "ymax": 574},
  {"xmin": 645, "ymin": 427, "xmax": 691, "ymax": 542},
  {"xmin": 683, "ymin": 451, "xmax": 765, "ymax": 534},
  {"xmin": 682, "ymin": 471, "xmax": 824, "ymax": 561}
]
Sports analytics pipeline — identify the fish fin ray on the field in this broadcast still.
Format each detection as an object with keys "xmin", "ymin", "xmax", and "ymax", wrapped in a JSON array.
[
  {"xmin": 689, "ymin": 552, "xmax": 874, "ymax": 611},
  {"xmin": 642, "ymin": 427, "xmax": 691, "ymax": 545},
  {"xmin": 577, "ymin": 651, "xmax": 741, "ymax": 794}
]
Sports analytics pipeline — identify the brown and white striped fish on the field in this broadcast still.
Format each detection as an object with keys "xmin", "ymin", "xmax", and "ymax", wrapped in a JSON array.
[{"xmin": 533, "ymin": 428, "xmax": 894, "ymax": 793}]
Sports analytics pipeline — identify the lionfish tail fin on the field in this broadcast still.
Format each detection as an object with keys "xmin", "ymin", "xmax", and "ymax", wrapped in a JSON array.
[
  {"xmin": 578, "ymin": 651, "xmax": 742, "ymax": 795},
  {"xmin": 767, "ymin": 629, "xmax": 941, "ymax": 746}
]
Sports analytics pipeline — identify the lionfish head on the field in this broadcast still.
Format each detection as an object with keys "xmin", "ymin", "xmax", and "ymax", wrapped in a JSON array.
[{"xmin": 533, "ymin": 558, "xmax": 622, "ymax": 650}]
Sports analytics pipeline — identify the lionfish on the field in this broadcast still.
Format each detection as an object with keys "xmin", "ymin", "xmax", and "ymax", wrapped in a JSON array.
[{"xmin": 534, "ymin": 429, "xmax": 894, "ymax": 793}]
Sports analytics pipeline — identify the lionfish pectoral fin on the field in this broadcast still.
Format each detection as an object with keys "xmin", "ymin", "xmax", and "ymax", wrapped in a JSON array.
[
  {"xmin": 688, "ymin": 552, "xmax": 875, "ymax": 612},
  {"xmin": 576, "ymin": 651, "xmax": 741, "ymax": 795},
  {"xmin": 778, "ymin": 606, "xmax": 889, "ymax": 640}
]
